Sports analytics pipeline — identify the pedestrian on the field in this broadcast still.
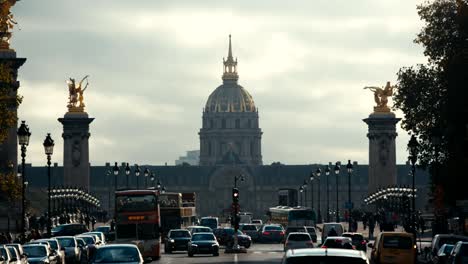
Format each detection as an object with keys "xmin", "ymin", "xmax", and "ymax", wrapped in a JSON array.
[
  {"xmin": 368, "ymin": 215, "xmax": 375, "ymax": 240},
  {"xmin": 419, "ymin": 216, "xmax": 425, "ymax": 235},
  {"xmin": 91, "ymin": 217, "xmax": 97, "ymax": 230}
]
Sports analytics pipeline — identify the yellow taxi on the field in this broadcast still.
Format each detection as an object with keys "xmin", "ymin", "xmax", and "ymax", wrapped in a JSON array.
[{"xmin": 368, "ymin": 232, "xmax": 417, "ymax": 264}]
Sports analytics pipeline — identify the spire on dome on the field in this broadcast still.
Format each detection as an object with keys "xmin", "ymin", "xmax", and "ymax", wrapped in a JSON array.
[{"xmin": 222, "ymin": 34, "xmax": 238, "ymax": 82}]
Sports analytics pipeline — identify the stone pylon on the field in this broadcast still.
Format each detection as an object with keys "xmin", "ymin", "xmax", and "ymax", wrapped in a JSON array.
[
  {"xmin": 363, "ymin": 112, "xmax": 401, "ymax": 193},
  {"xmin": 58, "ymin": 112, "xmax": 94, "ymax": 191}
]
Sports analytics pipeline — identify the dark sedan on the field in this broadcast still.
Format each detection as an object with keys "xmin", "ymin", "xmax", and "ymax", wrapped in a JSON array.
[
  {"xmin": 164, "ymin": 229, "xmax": 191, "ymax": 253},
  {"xmin": 342, "ymin": 232, "xmax": 367, "ymax": 251},
  {"xmin": 188, "ymin": 233, "xmax": 219, "ymax": 257},
  {"xmin": 213, "ymin": 227, "xmax": 252, "ymax": 248}
]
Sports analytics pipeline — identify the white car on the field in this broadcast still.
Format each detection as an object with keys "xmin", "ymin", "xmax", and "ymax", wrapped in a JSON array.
[{"xmin": 284, "ymin": 232, "xmax": 314, "ymax": 252}]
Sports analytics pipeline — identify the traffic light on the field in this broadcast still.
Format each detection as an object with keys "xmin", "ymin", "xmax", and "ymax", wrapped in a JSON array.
[{"xmin": 232, "ymin": 188, "xmax": 239, "ymax": 203}]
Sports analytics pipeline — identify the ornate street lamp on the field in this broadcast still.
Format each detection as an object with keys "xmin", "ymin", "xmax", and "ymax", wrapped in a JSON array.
[
  {"xmin": 299, "ymin": 186, "xmax": 304, "ymax": 206},
  {"xmin": 125, "ymin": 163, "xmax": 131, "ymax": 188},
  {"xmin": 315, "ymin": 167, "xmax": 322, "ymax": 223},
  {"xmin": 43, "ymin": 133, "xmax": 55, "ymax": 237},
  {"xmin": 161, "ymin": 186, "xmax": 166, "ymax": 194},
  {"xmin": 346, "ymin": 160, "xmax": 353, "ymax": 231},
  {"xmin": 113, "ymin": 162, "xmax": 119, "ymax": 190},
  {"xmin": 309, "ymin": 172, "xmax": 314, "ymax": 210},
  {"xmin": 134, "ymin": 164, "xmax": 141, "ymax": 189},
  {"xmin": 150, "ymin": 172, "xmax": 155, "ymax": 188},
  {"xmin": 325, "ymin": 165, "xmax": 331, "ymax": 222},
  {"xmin": 144, "ymin": 168, "xmax": 149, "ymax": 188},
  {"xmin": 302, "ymin": 179, "xmax": 308, "ymax": 207},
  {"xmin": 17, "ymin": 121, "xmax": 31, "ymax": 238},
  {"xmin": 334, "ymin": 162, "xmax": 341, "ymax": 222},
  {"xmin": 408, "ymin": 134, "xmax": 419, "ymax": 238}
]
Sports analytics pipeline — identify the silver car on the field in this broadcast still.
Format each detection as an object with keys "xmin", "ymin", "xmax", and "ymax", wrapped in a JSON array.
[
  {"xmin": 284, "ymin": 232, "xmax": 314, "ymax": 252},
  {"xmin": 55, "ymin": 236, "xmax": 81, "ymax": 264},
  {"xmin": 0, "ymin": 246, "xmax": 13, "ymax": 264}
]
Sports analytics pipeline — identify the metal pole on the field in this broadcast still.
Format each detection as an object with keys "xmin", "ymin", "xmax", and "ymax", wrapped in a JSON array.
[
  {"xmin": 304, "ymin": 187, "xmax": 307, "ymax": 207},
  {"xmin": 348, "ymin": 170, "xmax": 351, "ymax": 232},
  {"xmin": 318, "ymin": 177, "xmax": 321, "ymax": 223},
  {"xmin": 336, "ymin": 171, "xmax": 339, "ymax": 223},
  {"xmin": 47, "ymin": 154, "xmax": 52, "ymax": 237},
  {"xmin": 412, "ymin": 165, "xmax": 416, "ymax": 239},
  {"xmin": 326, "ymin": 172, "xmax": 329, "ymax": 222},
  {"xmin": 21, "ymin": 145, "xmax": 26, "ymax": 239},
  {"xmin": 136, "ymin": 175, "xmax": 139, "ymax": 189}
]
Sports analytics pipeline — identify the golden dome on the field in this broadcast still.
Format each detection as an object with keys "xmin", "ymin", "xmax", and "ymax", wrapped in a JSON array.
[{"xmin": 205, "ymin": 35, "xmax": 256, "ymax": 113}]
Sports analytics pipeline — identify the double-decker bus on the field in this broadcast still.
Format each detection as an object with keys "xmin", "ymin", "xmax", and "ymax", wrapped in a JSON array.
[
  {"xmin": 268, "ymin": 206, "xmax": 316, "ymax": 227},
  {"xmin": 159, "ymin": 192, "xmax": 197, "ymax": 238},
  {"xmin": 115, "ymin": 190, "xmax": 161, "ymax": 260}
]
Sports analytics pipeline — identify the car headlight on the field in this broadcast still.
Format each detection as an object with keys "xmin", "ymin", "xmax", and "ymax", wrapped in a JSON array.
[
  {"xmin": 170, "ymin": 239, "xmax": 175, "ymax": 243},
  {"xmin": 190, "ymin": 244, "xmax": 198, "ymax": 247}
]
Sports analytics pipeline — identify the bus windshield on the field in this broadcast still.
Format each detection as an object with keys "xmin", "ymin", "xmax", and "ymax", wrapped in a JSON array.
[{"xmin": 116, "ymin": 194, "xmax": 157, "ymax": 212}]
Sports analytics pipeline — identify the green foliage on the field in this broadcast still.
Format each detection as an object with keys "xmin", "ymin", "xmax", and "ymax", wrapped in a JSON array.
[
  {"xmin": 394, "ymin": 0, "xmax": 462, "ymax": 167},
  {"xmin": 0, "ymin": 61, "xmax": 21, "ymax": 143},
  {"xmin": 0, "ymin": 171, "xmax": 21, "ymax": 202}
]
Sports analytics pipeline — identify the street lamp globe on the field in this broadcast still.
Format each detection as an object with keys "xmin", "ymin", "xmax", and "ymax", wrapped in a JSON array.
[
  {"xmin": 302, "ymin": 179, "xmax": 307, "ymax": 189},
  {"xmin": 309, "ymin": 172, "xmax": 314, "ymax": 181},
  {"xmin": 144, "ymin": 168, "xmax": 149, "ymax": 177},
  {"xmin": 113, "ymin": 162, "xmax": 119, "ymax": 175},
  {"xmin": 157, "ymin": 180, "xmax": 161, "ymax": 189},
  {"xmin": 334, "ymin": 162, "xmax": 340, "ymax": 174},
  {"xmin": 125, "ymin": 163, "xmax": 131, "ymax": 176},
  {"xmin": 135, "ymin": 164, "xmax": 141, "ymax": 177},
  {"xmin": 346, "ymin": 160, "xmax": 353, "ymax": 173},
  {"xmin": 299, "ymin": 186, "xmax": 304, "ymax": 193},
  {"xmin": 17, "ymin": 121, "xmax": 31, "ymax": 146},
  {"xmin": 315, "ymin": 168, "xmax": 321, "ymax": 177},
  {"xmin": 161, "ymin": 186, "xmax": 166, "ymax": 194},
  {"xmin": 325, "ymin": 166, "xmax": 330, "ymax": 176},
  {"xmin": 43, "ymin": 133, "xmax": 55, "ymax": 155},
  {"xmin": 150, "ymin": 173, "xmax": 155, "ymax": 182}
]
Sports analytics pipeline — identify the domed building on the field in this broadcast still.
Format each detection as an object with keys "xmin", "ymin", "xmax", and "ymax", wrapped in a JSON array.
[{"xmin": 199, "ymin": 36, "xmax": 263, "ymax": 166}]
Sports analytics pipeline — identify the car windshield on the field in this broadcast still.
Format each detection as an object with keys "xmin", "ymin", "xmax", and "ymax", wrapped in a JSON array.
[
  {"xmin": 306, "ymin": 227, "xmax": 316, "ymax": 233},
  {"xmin": 170, "ymin": 231, "xmax": 190, "ymax": 238},
  {"xmin": 286, "ymin": 256, "xmax": 367, "ymax": 264},
  {"xmin": 56, "ymin": 237, "xmax": 76, "ymax": 248},
  {"xmin": 7, "ymin": 247, "xmax": 18, "ymax": 258},
  {"xmin": 0, "ymin": 248, "xmax": 8, "ymax": 259},
  {"xmin": 265, "ymin": 226, "xmax": 283, "ymax": 231},
  {"xmin": 343, "ymin": 234, "xmax": 364, "ymax": 243},
  {"xmin": 43, "ymin": 240, "xmax": 58, "ymax": 250},
  {"xmin": 93, "ymin": 247, "xmax": 140, "ymax": 263},
  {"xmin": 439, "ymin": 244, "xmax": 454, "ymax": 255},
  {"xmin": 241, "ymin": 225, "xmax": 257, "ymax": 231},
  {"xmin": 23, "ymin": 246, "xmax": 47, "ymax": 258},
  {"xmin": 79, "ymin": 237, "xmax": 95, "ymax": 245},
  {"xmin": 383, "ymin": 236, "xmax": 412, "ymax": 249},
  {"xmin": 288, "ymin": 234, "xmax": 311, "ymax": 241},
  {"xmin": 192, "ymin": 234, "xmax": 215, "ymax": 241}
]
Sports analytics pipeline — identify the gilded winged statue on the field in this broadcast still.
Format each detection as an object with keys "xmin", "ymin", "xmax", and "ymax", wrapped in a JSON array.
[
  {"xmin": 67, "ymin": 75, "xmax": 89, "ymax": 111},
  {"xmin": 364, "ymin": 81, "xmax": 396, "ymax": 112}
]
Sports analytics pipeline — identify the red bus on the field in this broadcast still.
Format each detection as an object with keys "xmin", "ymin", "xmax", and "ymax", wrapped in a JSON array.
[{"xmin": 115, "ymin": 190, "xmax": 161, "ymax": 260}]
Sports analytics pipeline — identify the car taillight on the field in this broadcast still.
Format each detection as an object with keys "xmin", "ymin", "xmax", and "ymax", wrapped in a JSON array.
[
  {"xmin": 361, "ymin": 241, "xmax": 366, "ymax": 245},
  {"xmin": 279, "ymin": 231, "xmax": 285, "ymax": 235},
  {"xmin": 263, "ymin": 231, "xmax": 270, "ymax": 235},
  {"xmin": 321, "ymin": 245, "xmax": 327, "ymax": 248},
  {"xmin": 352, "ymin": 245, "xmax": 356, "ymax": 250}
]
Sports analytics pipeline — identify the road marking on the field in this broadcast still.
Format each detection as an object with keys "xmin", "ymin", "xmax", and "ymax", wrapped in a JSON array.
[{"xmin": 234, "ymin": 253, "xmax": 238, "ymax": 263}]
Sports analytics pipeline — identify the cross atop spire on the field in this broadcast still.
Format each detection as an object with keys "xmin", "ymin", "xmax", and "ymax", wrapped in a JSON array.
[{"xmin": 223, "ymin": 34, "xmax": 238, "ymax": 82}]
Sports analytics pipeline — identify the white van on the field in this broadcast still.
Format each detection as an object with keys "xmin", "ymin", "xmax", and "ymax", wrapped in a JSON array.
[{"xmin": 321, "ymin": 223, "xmax": 344, "ymax": 243}]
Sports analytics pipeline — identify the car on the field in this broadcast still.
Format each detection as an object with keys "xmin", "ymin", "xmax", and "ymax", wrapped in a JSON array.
[
  {"xmin": 281, "ymin": 248, "xmax": 369, "ymax": 264},
  {"xmin": 22, "ymin": 244, "xmax": 59, "ymax": 264},
  {"xmin": 239, "ymin": 224, "xmax": 260, "ymax": 241},
  {"xmin": 6, "ymin": 246, "xmax": 23, "ymax": 264},
  {"xmin": 284, "ymin": 232, "xmax": 314, "ymax": 252},
  {"xmin": 4, "ymin": 244, "xmax": 26, "ymax": 264},
  {"xmin": 76, "ymin": 234, "xmax": 98, "ymax": 261},
  {"xmin": 305, "ymin": 226, "xmax": 318, "ymax": 243},
  {"xmin": 51, "ymin": 224, "xmax": 88, "ymax": 237},
  {"xmin": 259, "ymin": 224, "xmax": 285, "ymax": 243},
  {"xmin": 342, "ymin": 232, "xmax": 367, "ymax": 251},
  {"xmin": 90, "ymin": 244, "xmax": 144, "ymax": 264},
  {"xmin": 199, "ymin": 217, "xmax": 219, "ymax": 230},
  {"xmin": 321, "ymin": 223, "xmax": 344, "ymax": 242},
  {"xmin": 213, "ymin": 227, "xmax": 251, "ymax": 248},
  {"xmin": 430, "ymin": 234, "xmax": 468, "ymax": 263},
  {"xmin": 321, "ymin": 236, "xmax": 354, "ymax": 249},
  {"xmin": 34, "ymin": 238, "xmax": 65, "ymax": 264},
  {"xmin": 82, "ymin": 231, "xmax": 106, "ymax": 245},
  {"xmin": 55, "ymin": 236, "xmax": 81, "ymax": 264},
  {"xmin": 447, "ymin": 241, "xmax": 468, "ymax": 264},
  {"xmin": 285, "ymin": 226, "xmax": 307, "ymax": 240},
  {"xmin": 0, "ymin": 246, "xmax": 13, "ymax": 264},
  {"xmin": 164, "ymin": 229, "xmax": 191, "ymax": 253},
  {"xmin": 433, "ymin": 243, "xmax": 454, "ymax": 264},
  {"xmin": 187, "ymin": 232, "xmax": 219, "ymax": 257},
  {"xmin": 187, "ymin": 226, "xmax": 213, "ymax": 235},
  {"xmin": 252, "ymin": 219, "xmax": 263, "ymax": 225},
  {"xmin": 94, "ymin": 226, "xmax": 114, "ymax": 241},
  {"xmin": 368, "ymin": 232, "xmax": 417, "ymax": 264}
]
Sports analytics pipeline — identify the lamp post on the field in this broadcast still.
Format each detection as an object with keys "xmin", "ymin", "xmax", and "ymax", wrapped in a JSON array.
[
  {"xmin": 299, "ymin": 186, "xmax": 304, "ymax": 206},
  {"xmin": 43, "ymin": 133, "xmax": 55, "ymax": 237},
  {"xmin": 346, "ymin": 160, "xmax": 353, "ymax": 232},
  {"xmin": 125, "ymin": 163, "xmax": 131, "ymax": 188},
  {"xmin": 334, "ymin": 162, "xmax": 341, "ymax": 222},
  {"xmin": 112, "ymin": 162, "xmax": 119, "ymax": 218},
  {"xmin": 309, "ymin": 172, "xmax": 314, "ymax": 209},
  {"xmin": 325, "ymin": 165, "xmax": 330, "ymax": 222},
  {"xmin": 134, "ymin": 164, "xmax": 141, "ymax": 189},
  {"xmin": 408, "ymin": 134, "xmax": 419, "ymax": 239},
  {"xmin": 17, "ymin": 121, "xmax": 31, "ymax": 238},
  {"xmin": 315, "ymin": 168, "xmax": 322, "ymax": 223},
  {"xmin": 150, "ymin": 172, "xmax": 155, "ymax": 188},
  {"xmin": 105, "ymin": 170, "xmax": 111, "ymax": 214},
  {"xmin": 144, "ymin": 168, "xmax": 149, "ymax": 188},
  {"xmin": 302, "ymin": 179, "xmax": 308, "ymax": 207}
]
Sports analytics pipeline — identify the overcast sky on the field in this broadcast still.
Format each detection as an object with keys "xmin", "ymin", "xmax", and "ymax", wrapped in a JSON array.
[{"xmin": 12, "ymin": 0, "xmax": 426, "ymax": 166}]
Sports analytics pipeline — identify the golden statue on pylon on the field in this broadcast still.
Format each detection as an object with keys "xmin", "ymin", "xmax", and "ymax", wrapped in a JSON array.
[
  {"xmin": 67, "ymin": 75, "xmax": 89, "ymax": 112},
  {"xmin": 0, "ymin": 0, "xmax": 19, "ymax": 50},
  {"xmin": 364, "ymin": 81, "xmax": 396, "ymax": 113}
]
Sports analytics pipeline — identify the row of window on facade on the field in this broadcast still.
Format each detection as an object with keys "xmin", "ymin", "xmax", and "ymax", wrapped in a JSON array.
[
  {"xmin": 206, "ymin": 141, "xmax": 257, "ymax": 156},
  {"xmin": 204, "ymin": 118, "xmax": 258, "ymax": 129}
]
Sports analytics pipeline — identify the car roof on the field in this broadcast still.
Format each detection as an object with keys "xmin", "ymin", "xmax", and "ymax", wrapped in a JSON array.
[
  {"xmin": 343, "ymin": 232, "xmax": 364, "ymax": 236},
  {"xmin": 325, "ymin": 236, "xmax": 352, "ymax": 241},
  {"xmin": 55, "ymin": 236, "xmax": 75, "ymax": 238},
  {"xmin": 98, "ymin": 244, "xmax": 139, "ymax": 249},
  {"xmin": 23, "ymin": 244, "xmax": 47, "ymax": 248},
  {"xmin": 192, "ymin": 232, "xmax": 215, "ymax": 236},
  {"xmin": 286, "ymin": 248, "xmax": 367, "ymax": 259},
  {"xmin": 169, "ymin": 229, "xmax": 189, "ymax": 232},
  {"xmin": 435, "ymin": 234, "xmax": 468, "ymax": 239}
]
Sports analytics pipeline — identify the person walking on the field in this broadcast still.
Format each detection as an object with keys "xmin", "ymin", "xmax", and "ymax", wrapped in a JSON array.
[{"xmin": 368, "ymin": 215, "xmax": 376, "ymax": 240}]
